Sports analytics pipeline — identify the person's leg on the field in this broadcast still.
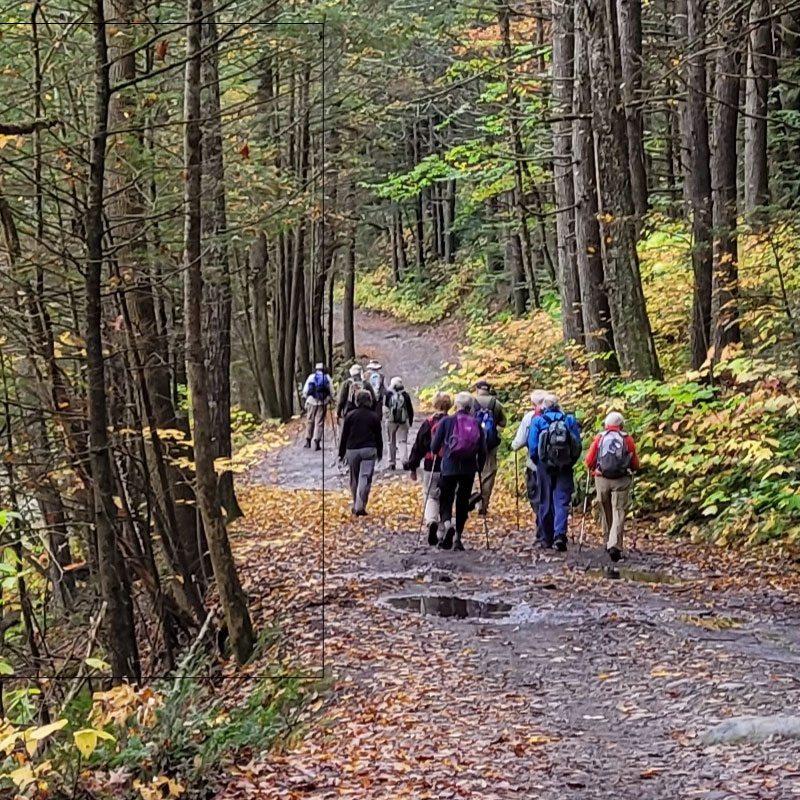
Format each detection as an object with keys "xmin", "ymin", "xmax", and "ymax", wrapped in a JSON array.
[
  {"xmin": 397, "ymin": 422, "xmax": 409, "ymax": 465},
  {"xmin": 386, "ymin": 421, "xmax": 398, "ymax": 468},
  {"xmin": 537, "ymin": 464, "xmax": 554, "ymax": 546},
  {"xmin": 346, "ymin": 449, "xmax": 361, "ymax": 510},
  {"xmin": 305, "ymin": 404, "xmax": 315, "ymax": 445},
  {"xmin": 608, "ymin": 475, "xmax": 632, "ymax": 552},
  {"xmin": 423, "ymin": 470, "xmax": 440, "ymax": 524},
  {"xmin": 595, "ymin": 476, "xmax": 613, "ymax": 546},
  {"xmin": 553, "ymin": 469, "xmax": 575, "ymax": 547},
  {"xmin": 454, "ymin": 472, "xmax": 474, "ymax": 536},
  {"xmin": 312, "ymin": 404, "xmax": 325, "ymax": 445},
  {"xmin": 478, "ymin": 447, "xmax": 498, "ymax": 514},
  {"xmin": 439, "ymin": 474, "xmax": 457, "ymax": 531},
  {"xmin": 356, "ymin": 448, "xmax": 377, "ymax": 512}
]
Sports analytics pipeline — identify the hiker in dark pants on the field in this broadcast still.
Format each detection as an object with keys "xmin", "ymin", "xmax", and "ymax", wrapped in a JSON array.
[
  {"xmin": 339, "ymin": 389, "xmax": 383, "ymax": 516},
  {"xmin": 430, "ymin": 391, "xmax": 487, "ymax": 551}
]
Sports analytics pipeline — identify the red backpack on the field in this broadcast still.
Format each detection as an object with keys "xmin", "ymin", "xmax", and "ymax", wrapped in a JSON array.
[{"xmin": 424, "ymin": 414, "xmax": 445, "ymax": 465}]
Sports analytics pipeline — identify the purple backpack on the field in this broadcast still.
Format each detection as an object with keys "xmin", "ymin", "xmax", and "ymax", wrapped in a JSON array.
[{"xmin": 447, "ymin": 413, "xmax": 481, "ymax": 461}]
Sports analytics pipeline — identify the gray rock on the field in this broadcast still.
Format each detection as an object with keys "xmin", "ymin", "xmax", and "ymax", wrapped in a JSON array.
[{"xmin": 701, "ymin": 715, "xmax": 800, "ymax": 745}]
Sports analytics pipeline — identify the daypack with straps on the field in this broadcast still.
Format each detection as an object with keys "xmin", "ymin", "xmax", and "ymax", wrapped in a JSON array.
[
  {"xmin": 424, "ymin": 414, "xmax": 445, "ymax": 465},
  {"xmin": 389, "ymin": 390, "xmax": 408, "ymax": 424},
  {"xmin": 368, "ymin": 371, "xmax": 384, "ymax": 397},
  {"xmin": 447, "ymin": 413, "xmax": 481, "ymax": 461},
  {"xmin": 596, "ymin": 429, "xmax": 631, "ymax": 478},
  {"xmin": 310, "ymin": 372, "xmax": 330, "ymax": 402},
  {"xmin": 536, "ymin": 411, "xmax": 581, "ymax": 469},
  {"xmin": 475, "ymin": 397, "xmax": 500, "ymax": 450}
]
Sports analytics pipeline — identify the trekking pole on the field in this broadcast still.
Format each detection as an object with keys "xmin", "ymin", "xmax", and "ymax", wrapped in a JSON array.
[
  {"xmin": 328, "ymin": 406, "xmax": 345, "ymax": 473},
  {"xmin": 630, "ymin": 476, "xmax": 638, "ymax": 552},
  {"xmin": 577, "ymin": 469, "xmax": 591, "ymax": 553},
  {"xmin": 477, "ymin": 457, "xmax": 490, "ymax": 551},
  {"xmin": 514, "ymin": 451, "xmax": 520, "ymax": 532},
  {"xmin": 415, "ymin": 456, "xmax": 437, "ymax": 550}
]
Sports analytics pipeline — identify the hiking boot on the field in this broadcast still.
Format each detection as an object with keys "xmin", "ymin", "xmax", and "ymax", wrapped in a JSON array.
[
  {"xmin": 314, "ymin": 441, "xmax": 321, "ymax": 451},
  {"xmin": 427, "ymin": 522, "xmax": 439, "ymax": 546},
  {"xmin": 608, "ymin": 546, "xmax": 622, "ymax": 563},
  {"xmin": 554, "ymin": 535, "xmax": 567, "ymax": 552},
  {"xmin": 467, "ymin": 492, "xmax": 481, "ymax": 511},
  {"xmin": 304, "ymin": 438, "xmax": 311, "ymax": 449},
  {"xmin": 453, "ymin": 535, "xmax": 465, "ymax": 552},
  {"xmin": 355, "ymin": 509, "xmax": 367, "ymax": 517},
  {"xmin": 536, "ymin": 539, "xmax": 553, "ymax": 550},
  {"xmin": 389, "ymin": 463, "xmax": 396, "ymax": 471},
  {"xmin": 440, "ymin": 526, "xmax": 455, "ymax": 550}
]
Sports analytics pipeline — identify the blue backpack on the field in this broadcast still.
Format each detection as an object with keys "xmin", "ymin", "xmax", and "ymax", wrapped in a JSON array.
[
  {"xmin": 475, "ymin": 398, "xmax": 500, "ymax": 450},
  {"xmin": 311, "ymin": 372, "xmax": 330, "ymax": 401}
]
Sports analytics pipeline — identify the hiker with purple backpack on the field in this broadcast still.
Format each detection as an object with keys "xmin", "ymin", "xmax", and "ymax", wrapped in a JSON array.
[{"xmin": 429, "ymin": 391, "xmax": 487, "ymax": 551}]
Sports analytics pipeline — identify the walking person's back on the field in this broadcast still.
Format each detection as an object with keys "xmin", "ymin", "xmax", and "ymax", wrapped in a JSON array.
[
  {"xmin": 385, "ymin": 377, "xmax": 414, "ymax": 470},
  {"xmin": 338, "ymin": 390, "xmax": 383, "ymax": 516},
  {"xmin": 469, "ymin": 380, "xmax": 507, "ymax": 516},
  {"xmin": 511, "ymin": 389, "xmax": 548, "ymax": 528},
  {"xmin": 301, "ymin": 362, "xmax": 333, "ymax": 451},
  {"xmin": 337, "ymin": 364, "xmax": 377, "ymax": 420},
  {"xmin": 585, "ymin": 411, "xmax": 639, "ymax": 562}
]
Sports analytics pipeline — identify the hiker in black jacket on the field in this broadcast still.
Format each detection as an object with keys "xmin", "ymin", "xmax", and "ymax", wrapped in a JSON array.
[
  {"xmin": 405, "ymin": 392, "xmax": 452, "ymax": 545},
  {"xmin": 338, "ymin": 389, "xmax": 383, "ymax": 516}
]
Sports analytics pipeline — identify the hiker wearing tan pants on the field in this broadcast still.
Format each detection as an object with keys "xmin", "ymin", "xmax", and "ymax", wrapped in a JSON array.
[{"xmin": 594, "ymin": 474, "xmax": 633, "ymax": 552}]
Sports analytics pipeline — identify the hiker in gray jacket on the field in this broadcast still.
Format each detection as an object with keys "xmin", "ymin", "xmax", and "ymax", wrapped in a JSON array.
[
  {"xmin": 511, "ymin": 389, "xmax": 548, "ymax": 518},
  {"xmin": 384, "ymin": 376, "xmax": 414, "ymax": 470}
]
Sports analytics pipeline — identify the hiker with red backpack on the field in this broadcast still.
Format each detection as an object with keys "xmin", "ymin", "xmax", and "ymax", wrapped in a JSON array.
[
  {"xmin": 405, "ymin": 392, "xmax": 452, "ymax": 546},
  {"xmin": 469, "ymin": 380, "xmax": 507, "ymax": 516},
  {"xmin": 430, "ymin": 391, "xmax": 487, "ymax": 551},
  {"xmin": 585, "ymin": 411, "xmax": 640, "ymax": 562},
  {"xmin": 385, "ymin": 377, "xmax": 414, "ymax": 470},
  {"xmin": 527, "ymin": 394, "xmax": 582, "ymax": 551},
  {"xmin": 301, "ymin": 362, "xmax": 334, "ymax": 451}
]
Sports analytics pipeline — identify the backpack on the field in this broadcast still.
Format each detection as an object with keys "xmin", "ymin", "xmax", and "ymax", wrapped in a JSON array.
[
  {"xmin": 475, "ymin": 398, "xmax": 500, "ymax": 450},
  {"xmin": 389, "ymin": 390, "xmax": 408, "ymax": 424},
  {"xmin": 424, "ymin": 414, "xmax": 444, "ymax": 465},
  {"xmin": 596, "ymin": 429, "xmax": 631, "ymax": 478},
  {"xmin": 447, "ymin": 413, "xmax": 481, "ymax": 462},
  {"xmin": 368, "ymin": 371, "xmax": 384, "ymax": 397},
  {"xmin": 537, "ymin": 411, "xmax": 581, "ymax": 469},
  {"xmin": 347, "ymin": 378, "xmax": 361, "ymax": 405},
  {"xmin": 311, "ymin": 372, "xmax": 330, "ymax": 402}
]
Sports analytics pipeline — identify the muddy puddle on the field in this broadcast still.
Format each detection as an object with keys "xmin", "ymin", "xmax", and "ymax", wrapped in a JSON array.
[
  {"xmin": 384, "ymin": 594, "xmax": 513, "ymax": 619},
  {"xmin": 587, "ymin": 566, "xmax": 684, "ymax": 585}
]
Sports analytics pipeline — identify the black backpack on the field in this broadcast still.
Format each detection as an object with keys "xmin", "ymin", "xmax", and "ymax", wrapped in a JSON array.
[
  {"xmin": 596, "ymin": 429, "xmax": 632, "ymax": 478},
  {"xmin": 538, "ymin": 412, "xmax": 580, "ymax": 468}
]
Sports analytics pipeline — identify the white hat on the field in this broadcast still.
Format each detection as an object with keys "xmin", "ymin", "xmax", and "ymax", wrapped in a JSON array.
[
  {"xmin": 366, "ymin": 360, "xmax": 381, "ymax": 370},
  {"xmin": 315, "ymin": 362, "xmax": 324, "ymax": 371},
  {"xmin": 605, "ymin": 411, "xmax": 625, "ymax": 428},
  {"xmin": 349, "ymin": 364, "xmax": 362, "ymax": 377},
  {"xmin": 390, "ymin": 376, "xmax": 403, "ymax": 389}
]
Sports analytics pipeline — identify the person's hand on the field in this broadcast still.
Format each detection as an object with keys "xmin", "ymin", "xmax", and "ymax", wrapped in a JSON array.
[{"xmin": 410, "ymin": 469, "xmax": 417, "ymax": 482}]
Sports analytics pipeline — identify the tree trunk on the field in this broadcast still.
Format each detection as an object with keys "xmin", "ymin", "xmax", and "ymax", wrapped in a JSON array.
[
  {"xmin": 586, "ymin": 0, "xmax": 661, "ymax": 379},
  {"xmin": 183, "ymin": 0, "xmax": 254, "ymax": 665},
  {"xmin": 249, "ymin": 233, "xmax": 281, "ymax": 417},
  {"xmin": 552, "ymin": 0, "xmax": 583, "ymax": 348},
  {"xmin": 87, "ymin": 2, "xmax": 140, "ymax": 680},
  {"xmin": 574, "ymin": 0, "xmax": 618, "ymax": 374},
  {"xmin": 686, "ymin": 0, "xmax": 714, "ymax": 369},
  {"xmin": 618, "ymin": 0, "xmax": 649, "ymax": 223},
  {"xmin": 343, "ymin": 235, "xmax": 357, "ymax": 362},
  {"xmin": 744, "ymin": 0, "xmax": 772, "ymax": 220},
  {"xmin": 711, "ymin": 0, "xmax": 743, "ymax": 354},
  {"xmin": 507, "ymin": 230, "xmax": 528, "ymax": 316}
]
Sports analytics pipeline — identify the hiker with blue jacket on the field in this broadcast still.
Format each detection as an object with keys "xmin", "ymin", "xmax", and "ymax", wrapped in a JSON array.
[
  {"xmin": 430, "ymin": 391, "xmax": 487, "ymax": 551},
  {"xmin": 302, "ymin": 362, "xmax": 334, "ymax": 451},
  {"xmin": 468, "ymin": 380, "xmax": 507, "ymax": 516},
  {"xmin": 527, "ymin": 393, "xmax": 582, "ymax": 551}
]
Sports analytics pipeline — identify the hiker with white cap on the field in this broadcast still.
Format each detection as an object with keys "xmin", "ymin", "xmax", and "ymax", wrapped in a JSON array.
[
  {"xmin": 301, "ymin": 362, "xmax": 333, "ymax": 450},
  {"xmin": 337, "ymin": 363, "xmax": 377, "ymax": 420},
  {"xmin": 585, "ymin": 410, "xmax": 640, "ymax": 562},
  {"xmin": 384, "ymin": 376, "xmax": 414, "ymax": 470},
  {"xmin": 365, "ymin": 360, "xmax": 388, "ymax": 410}
]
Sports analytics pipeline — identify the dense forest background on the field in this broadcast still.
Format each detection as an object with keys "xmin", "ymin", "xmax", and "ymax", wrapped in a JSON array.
[{"xmin": 2, "ymin": 0, "xmax": 800, "ymax": 794}]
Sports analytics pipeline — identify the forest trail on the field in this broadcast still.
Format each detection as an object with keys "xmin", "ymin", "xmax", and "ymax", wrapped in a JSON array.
[{"xmin": 229, "ymin": 312, "xmax": 800, "ymax": 800}]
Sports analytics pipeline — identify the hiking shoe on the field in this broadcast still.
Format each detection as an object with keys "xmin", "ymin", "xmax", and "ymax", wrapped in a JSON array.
[
  {"xmin": 304, "ymin": 438, "xmax": 311, "ymax": 449},
  {"xmin": 453, "ymin": 536, "xmax": 465, "ymax": 552},
  {"xmin": 440, "ymin": 526, "xmax": 455, "ymax": 550},
  {"xmin": 389, "ymin": 463, "xmax": 396, "ymax": 471},
  {"xmin": 554, "ymin": 535, "xmax": 567, "ymax": 552},
  {"xmin": 355, "ymin": 509, "xmax": 367, "ymax": 517},
  {"xmin": 427, "ymin": 522, "xmax": 439, "ymax": 546},
  {"xmin": 537, "ymin": 540, "xmax": 553, "ymax": 550},
  {"xmin": 608, "ymin": 546, "xmax": 622, "ymax": 563},
  {"xmin": 314, "ymin": 441, "xmax": 321, "ymax": 451}
]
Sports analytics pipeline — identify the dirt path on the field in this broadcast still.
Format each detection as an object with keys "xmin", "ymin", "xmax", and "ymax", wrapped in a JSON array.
[{"xmin": 228, "ymin": 310, "xmax": 800, "ymax": 800}]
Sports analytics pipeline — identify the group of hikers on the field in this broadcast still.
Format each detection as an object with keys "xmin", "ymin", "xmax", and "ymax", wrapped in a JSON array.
[{"xmin": 301, "ymin": 361, "xmax": 639, "ymax": 561}]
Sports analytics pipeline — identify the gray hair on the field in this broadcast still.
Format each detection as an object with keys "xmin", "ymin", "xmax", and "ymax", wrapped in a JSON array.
[
  {"xmin": 605, "ymin": 411, "xmax": 625, "ymax": 429},
  {"xmin": 355, "ymin": 389, "xmax": 373, "ymax": 408},
  {"xmin": 454, "ymin": 391, "xmax": 473, "ymax": 411},
  {"xmin": 390, "ymin": 376, "xmax": 403, "ymax": 390},
  {"xmin": 541, "ymin": 393, "xmax": 560, "ymax": 411},
  {"xmin": 530, "ymin": 389, "xmax": 548, "ymax": 408}
]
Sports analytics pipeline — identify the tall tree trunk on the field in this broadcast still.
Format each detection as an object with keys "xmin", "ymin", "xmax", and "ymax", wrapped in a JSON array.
[
  {"xmin": 552, "ymin": 0, "xmax": 583, "ymax": 348},
  {"xmin": 675, "ymin": 0, "xmax": 692, "ymax": 206},
  {"xmin": 183, "ymin": 0, "xmax": 254, "ymax": 665},
  {"xmin": 586, "ymin": 0, "xmax": 661, "ymax": 378},
  {"xmin": 343, "ymin": 235, "xmax": 357, "ymax": 362},
  {"xmin": 618, "ymin": 0, "xmax": 649, "ymax": 223},
  {"xmin": 87, "ymin": 2, "xmax": 140, "ymax": 680},
  {"xmin": 744, "ymin": 0, "xmax": 772, "ymax": 220},
  {"xmin": 686, "ymin": 0, "xmax": 714, "ymax": 369},
  {"xmin": 574, "ymin": 0, "xmax": 618, "ymax": 374},
  {"xmin": 712, "ymin": 0, "xmax": 743, "ymax": 354},
  {"xmin": 249, "ymin": 233, "xmax": 281, "ymax": 417},
  {"xmin": 507, "ymin": 230, "xmax": 528, "ymax": 316}
]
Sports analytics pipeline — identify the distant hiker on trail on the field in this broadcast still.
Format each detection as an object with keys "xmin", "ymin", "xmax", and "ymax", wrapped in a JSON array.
[
  {"xmin": 385, "ymin": 376, "xmax": 414, "ymax": 470},
  {"xmin": 585, "ymin": 411, "xmax": 640, "ymax": 563},
  {"xmin": 511, "ymin": 389, "xmax": 548, "ymax": 520},
  {"xmin": 339, "ymin": 389, "xmax": 383, "ymax": 516},
  {"xmin": 365, "ymin": 360, "xmax": 388, "ymax": 409},
  {"xmin": 301, "ymin": 362, "xmax": 333, "ymax": 451},
  {"xmin": 405, "ymin": 391, "xmax": 452, "ymax": 546},
  {"xmin": 337, "ymin": 363, "xmax": 377, "ymax": 420},
  {"xmin": 430, "ymin": 391, "xmax": 487, "ymax": 551},
  {"xmin": 469, "ymin": 379, "xmax": 507, "ymax": 516},
  {"xmin": 527, "ymin": 394, "xmax": 582, "ymax": 551}
]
